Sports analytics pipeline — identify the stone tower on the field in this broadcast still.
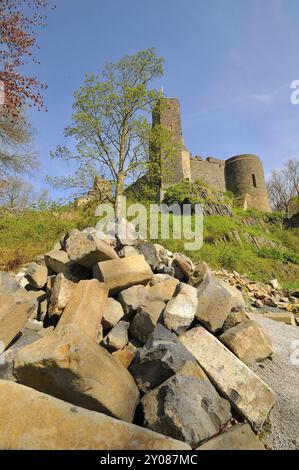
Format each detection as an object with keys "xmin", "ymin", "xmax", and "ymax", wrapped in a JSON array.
[
  {"xmin": 149, "ymin": 97, "xmax": 271, "ymax": 211},
  {"xmin": 152, "ymin": 98, "xmax": 191, "ymax": 197},
  {"xmin": 225, "ymin": 154, "xmax": 271, "ymax": 212}
]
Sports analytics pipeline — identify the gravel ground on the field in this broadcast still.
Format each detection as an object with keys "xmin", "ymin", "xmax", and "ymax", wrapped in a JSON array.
[{"xmin": 251, "ymin": 313, "xmax": 299, "ymax": 450}]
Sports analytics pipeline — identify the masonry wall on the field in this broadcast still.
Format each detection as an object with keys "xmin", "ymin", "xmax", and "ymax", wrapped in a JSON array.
[
  {"xmin": 225, "ymin": 154, "xmax": 271, "ymax": 212},
  {"xmin": 190, "ymin": 158, "xmax": 226, "ymax": 192},
  {"xmin": 152, "ymin": 98, "xmax": 186, "ymax": 188}
]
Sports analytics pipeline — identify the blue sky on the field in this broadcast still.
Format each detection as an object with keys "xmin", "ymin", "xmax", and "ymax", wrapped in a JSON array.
[{"xmin": 25, "ymin": 0, "xmax": 299, "ymax": 199}]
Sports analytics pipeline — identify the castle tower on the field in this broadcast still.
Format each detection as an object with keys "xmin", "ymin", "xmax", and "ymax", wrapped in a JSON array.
[
  {"xmin": 225, "ymin": 154, "xmax": 271, "ymax": 212},
  {"xmin": 151, "ymin": 98, "xmax": 191, "ymax": 198}
]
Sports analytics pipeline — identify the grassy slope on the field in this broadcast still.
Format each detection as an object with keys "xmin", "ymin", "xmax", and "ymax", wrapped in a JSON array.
[{"xmin": 0, "ymin": 203, "xmax": 298, "ymax": 288}]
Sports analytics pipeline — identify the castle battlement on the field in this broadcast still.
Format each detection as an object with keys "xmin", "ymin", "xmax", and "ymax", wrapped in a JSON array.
[{"xmin": 151, "ymin": 97, "xmax": 271, "ymax": 212}]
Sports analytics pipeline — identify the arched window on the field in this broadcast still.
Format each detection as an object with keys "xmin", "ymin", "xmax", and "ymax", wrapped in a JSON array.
[{"xmin": 252, "ymin": 174, "xmax": 257, "ymax": 188}]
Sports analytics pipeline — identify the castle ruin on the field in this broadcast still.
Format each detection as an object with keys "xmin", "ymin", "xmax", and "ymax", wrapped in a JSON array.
[{"xmin": 152, "ymin": 98, "xmax": 271, "ymax": 212}]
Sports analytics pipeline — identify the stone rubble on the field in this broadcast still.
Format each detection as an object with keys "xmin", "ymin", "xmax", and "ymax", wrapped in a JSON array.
[{"xmin": 0, "ymin": 219, "xmax": 297, "ymax": 450}]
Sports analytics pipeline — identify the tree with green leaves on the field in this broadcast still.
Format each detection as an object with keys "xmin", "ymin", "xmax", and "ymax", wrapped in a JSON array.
[{"xmin": 49, "ymin": 49, "xmax": 178, "ymax": 218}]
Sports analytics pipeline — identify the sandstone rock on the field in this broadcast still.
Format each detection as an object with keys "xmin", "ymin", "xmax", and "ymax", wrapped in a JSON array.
[
  {"xmin": 188, "ymin": 261, "xmax": 211, "ymax": 288},
  {"xmin": 13, "ymin": 325, "xmax": 139, "ymax": 422},
  {"xmin": 263, "ymin": 311, "xmax": 296, "ymax": 326},
  {"xmin": 102, "ymin": 321, "xmax": 129, "ymax": 351},
  {"xmin": 0, "ymin": 271, "xmax": 22, "ymax": 293},
  {"xmin": 39, "ymin": 298, "xmax": 48, "ymax": 322},
  {"xmin": 147, "ymin": 277, "xmax": 179, "ymax": 302},
  {"xmin": 268, "ymin": 279, "xmax": 282, "ymax": 290},
  {"xmin": 44, "ymin": 250, "xmax": 70, "ymax": 274},
  {"xmin": 25, "ymin": 262, "xmax": 47, "ymax": 289},
  {"xmin": 65, "ymin": 231, "xmax": 118, "ymax": 269},
  {"xmin": 197, "ymin": 423, "xmax": 265, "ymax": 450},
  {"xmin": 93, "ymin": 255, "xmax": 153, "ymax": 296},
  {"xmin": 0, "ymin": 319, "xmax": 49, "ymax": 381},
  {"xmin": 129, "ymin": 324, "xmax": 197, "ymax": 393},
  {"xmin": 222, "ymin": 309, "xmax": 251, "ymax": 331},
  {"xmin": 0, "ymin": 380, "xmax": 190, "ymax": 450},
  {"xmin": 172, "ymin": 254, "xmax": 194, "ymax": 280},
  {"xmin": 219, "ymin": 320, "xmax": 274, "ymax": 365},
  {"xmin": 0, "ymin": 293, "xmax": 36, "ymax": 350},
  {"xmin": 163, "ymin": 283, "xmax": 197, "ymax": 335},
  {"xmin": 180, "ymin": 326, "xmax": 276, "ymax": 431},
  {"xmin": 60, "ymin": 228, "xmax": 81, "ymax": 250},
  {"xmin": 118, "ymin": 245, "xmax": 139, "ymax": 258},
  {"xmin": 56, "ymin": 280, "xmax": 108, "ymax": 342},
  {"xmin": 112, "ymin": 343, "xmax": 137, "ymax": 368},
  {"xmin": 35, "ymin": 254, "xmax": 46, "ymax": 266},
  {"xmin": 102, "ymin": 298, "xmax": 124, "ymax": 331},
  {"xmin": 141, "ymin": 361, "xmax": 231, "ymax": 448},
  {"xmin": 118, "ymin": 284, "xmax": 150, "ymax": 320},
  {"xmin": 218, "ymin": 279, "xmax": 245, "ymax": 307},
  {"xmin": 253, "ymin": 299, "xmax": 263, "ymax": 308},
  {"xmin": 130, "ymin": 300, "xmax": 166, "ymax": 344},
  {"xmin": 153, "ymin": 243, "xmax": 170, "ymax": 257},
  {"xmin": 97, "ymin": 324, "xmax": 103, "ymax": 343},
  {"xmin": 104, "ymin": 218, "xmax": 142, "ymax": 247},
  {"xmin": 136, "ymin": 241, "xmax": 159, "ymax": 270},
  {"xmin": 264, "ymin": 298, "xmax": 278, "ymax": 308},
  {"xmin": 196, "ymin": 275, "xmax": 245, "ymax": 332},
  {"xmin": 48, "ymin": 272, "xmax": 78, "ymax": 317},
  {"xmin": 149, "ymin": 273, "xmax": 173, "ymax": 285}
]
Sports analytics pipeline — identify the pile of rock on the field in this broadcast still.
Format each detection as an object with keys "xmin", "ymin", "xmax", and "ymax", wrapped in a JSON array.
[
  {"xmin": 213, "ymin": 269, "xmax": 299, "ymax": 325},
  {"xmin": 0, "ymin": 220, "xmax": 279, "ymax": 449}
]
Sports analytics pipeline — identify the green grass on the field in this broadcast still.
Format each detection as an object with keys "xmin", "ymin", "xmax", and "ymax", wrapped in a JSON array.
[{"xmin": 0, "ymin": 202, "xmax": 298, "ymax": 288}]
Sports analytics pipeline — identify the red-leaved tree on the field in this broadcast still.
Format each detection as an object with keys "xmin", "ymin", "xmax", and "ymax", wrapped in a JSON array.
[{"xmin": 0, "ymin": 0, "xmax": 54, "ymax": 118}]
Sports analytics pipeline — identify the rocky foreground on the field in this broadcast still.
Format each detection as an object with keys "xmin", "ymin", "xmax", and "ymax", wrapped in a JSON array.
[{"xmin": 0, "ymin": 221, "xmax": 298, "ymax": 450}]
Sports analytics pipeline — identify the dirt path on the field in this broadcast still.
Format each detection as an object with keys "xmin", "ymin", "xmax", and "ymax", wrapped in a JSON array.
[{"xmin": 251, "ymin": 314, "xmax": 299, "ymax": 450}]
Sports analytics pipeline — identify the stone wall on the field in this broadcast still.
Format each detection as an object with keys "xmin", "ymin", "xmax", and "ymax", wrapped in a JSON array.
[
  {"xmin": 225, "ymin": 155, "xmax": 271, "ymax": 212},
  {"xmin": 152, "ymin": 98, "xmax": 185, "ymax": 188},
  {"xmin": 190, "ymin": 158, "xmax": 226, "ymax": 192}
]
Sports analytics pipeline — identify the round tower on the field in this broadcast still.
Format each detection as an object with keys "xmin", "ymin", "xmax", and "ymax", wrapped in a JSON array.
[{"xmin": 225, "ymin": 154, "xmax": 271, "ymax": 212}]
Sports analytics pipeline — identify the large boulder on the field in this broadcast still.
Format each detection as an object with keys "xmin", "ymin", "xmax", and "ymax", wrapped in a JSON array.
[
  {"xmin": 102, "ymin": 298, "xmax": 124, "ymax": 331},
  {"xmin": 25, "ymin": 262, "xmax": 47, "ymax": 289},
  {"xmin": 141, "ymin": 362, "xmax": 231, "ymax": 447},
  {"xmin": 129, "ymin": 324, "xmax": 197, "ymax": 393},
  {"xmin": 117, "ymin": 284, "xmax": 150, "ymax": 320},
  {"xmin": 13, "ymin": 325, "xmax": 139, "ymax": 422},
  {"xmin": 163, "ymin": 283, "xmax": 197, "ymax": 334},
  {"xmin": 48, "ymin": 272, "xmax": 78, "ymax": 317},
  {"xmin": 219, "ymin": 320, "xmax": 274, "ymax": 365},
  {"xmin": 0, "ymin": 293, "xmax": 37, "ymax": 350},
  {"xmin": 44, "ymin": 250, "xmax": 70, "ymax": 274},
  {"xmin": 0, "ymin": 380, "xmax": 190, "ymax": 450},
  {"xmin": 222, "ymin": 308, "xmax": 251, "ymax": 331},
  {"xmin": 196, "ymin": 275, "xmax": 245, "ymax": 332},
  {"xmin": 188, "ymin": 261, "xmax": 211, "ymax": 288},
  {"xmin": 93, "ymin": 255, "xmax": 153, "ymax": 295},
  {"xmin": 130, "ymin": 299, "xmax": 166, "ymax": 344},
  {"xmin": 65, "ymin": 231, "xmax": 119, "ymax": 269},
  {"xmin": 197, "ymin": 423, "xmax": 265, "ymax": 450},
  {"xmin": 264, "ymin": 311, "xmax": 296, "ymax": 326},
  {"xmin": 0, "ymin": 271, "xmax": 21, "ymax": 293},
  {"xmin": 147, "ymin": 277, "xmax": 179, "ymax": 302},
  {"xmin": 55, "ymin": 279, "xmax": 108, "ymax": 343},
  {"xmin": 102, "ymin": 321, "xmax": 129, "ymax": 351},
  {"xmin": 0, "ymin": 319, "xmax": 52, "ymax": 381},
  {"xmin": 180, "ymin": 327, "xmax": 276, "ymax": 431},
  {"xmin": 136, "ymin": 241, "xmax": 159, "ymax": 270}
]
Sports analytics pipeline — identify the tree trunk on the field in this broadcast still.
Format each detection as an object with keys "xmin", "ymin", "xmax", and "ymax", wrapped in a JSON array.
[{"xmin": 114, "ymin": 172, "xmax": 124, "ymax": 222}]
